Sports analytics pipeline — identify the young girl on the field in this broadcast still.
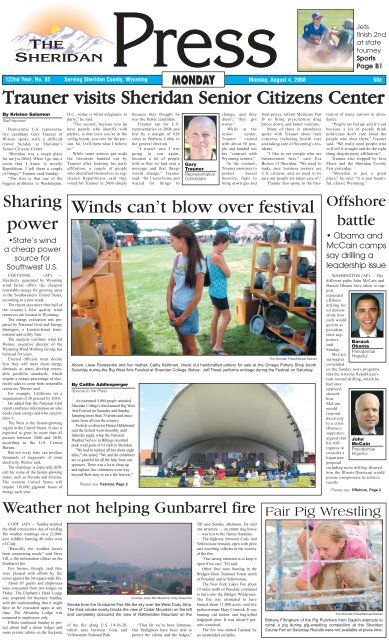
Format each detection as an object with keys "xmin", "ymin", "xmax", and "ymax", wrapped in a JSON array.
[
  {"xmin": 206, "ymin": 232, "xmax": 231, "ymax": 355},
  {"xmin": 167, "ymin": 224, "xmax": 206, "ymax": 355},
  {"xmin": 295, "ymin": 521, "xmax": 376, "ymax": 591}
]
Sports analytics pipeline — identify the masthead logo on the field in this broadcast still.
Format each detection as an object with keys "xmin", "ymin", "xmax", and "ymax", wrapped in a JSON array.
[{"xmin": 12, "ymin": 10, "xmax": 111, "ymax": 63}]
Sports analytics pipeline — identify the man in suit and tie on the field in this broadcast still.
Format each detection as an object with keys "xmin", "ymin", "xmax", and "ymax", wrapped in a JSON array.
[
  {"xmin": 351, "ymin": 393, "xmax": 383, "ymax": 436},
  {"xmin": 351, "ymin": 294, "xmax": 383, "ymax": 337}
]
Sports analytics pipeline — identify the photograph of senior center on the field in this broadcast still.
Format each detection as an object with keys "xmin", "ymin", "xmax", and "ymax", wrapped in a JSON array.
[{"xmin": 71, "ymin": 218, "xmax": 317, "ymax": 356}]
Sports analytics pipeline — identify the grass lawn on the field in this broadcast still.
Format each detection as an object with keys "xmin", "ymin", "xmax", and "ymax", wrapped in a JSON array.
[
  {"xmin": 297, "ymin": 9, "xmax": 353, "ymax": 38},
  {"xmin": 139, "ymin": 476, "xmax": 315, "ymax": 489},
  {"xmin": 122, "ymin": 244, "xmax": 313, "ymax": 356}
]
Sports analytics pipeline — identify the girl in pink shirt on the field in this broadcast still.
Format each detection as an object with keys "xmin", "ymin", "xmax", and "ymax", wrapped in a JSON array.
[{"xmin": 295, "ymin": 521, "xmax": 376, "ymax": 591}]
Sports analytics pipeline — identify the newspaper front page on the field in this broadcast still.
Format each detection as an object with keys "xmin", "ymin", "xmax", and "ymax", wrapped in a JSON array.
[{"xmin": 0, "ymin": 0, "xmax": 387, "ymax": 638}]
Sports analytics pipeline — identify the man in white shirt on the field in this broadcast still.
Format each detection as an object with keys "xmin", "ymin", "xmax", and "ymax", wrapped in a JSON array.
[{"xmin": 351, "ymin": 294, "xmax": 383, "ymax": 337}]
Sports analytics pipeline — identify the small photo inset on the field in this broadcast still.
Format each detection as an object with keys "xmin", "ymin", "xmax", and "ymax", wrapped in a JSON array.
[
  {"xmin": 71, "ymin": 218, "xmax": 317, "ymax": 356},
  {"xmin": 298, "ymin": 9, "xmax": 354, "ymax": 72},
  {"xmin": 68, "ymin": 523, "xmax": 192, "ymax": 595},
  {"xmin": 351, "ymin": 292, "xmax": 384, "ymax": 338},
  {"xmin": 350, "ymin": 389, "xmax": 384, "ymax": 437},
  {"xmin": 265, "ymin": 519, "xmax": 383, "ymax": 611},
  {"xmin": 183, "ymin": 114, "xmax": 217, "ymax": 160}
]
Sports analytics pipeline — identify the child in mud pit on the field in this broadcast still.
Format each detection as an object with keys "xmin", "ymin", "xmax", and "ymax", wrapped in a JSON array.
[{"xmin": 295, "ymin": 521, "xmax": 379, "ymax": 592}]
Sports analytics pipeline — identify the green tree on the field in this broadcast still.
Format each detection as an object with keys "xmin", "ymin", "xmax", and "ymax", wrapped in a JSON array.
[
  {"xmin": 179, "ymin": 219, "xmax": 199, "ymax": 231},
  {"xmin": 90, "ymin": 219, "xmax": 140, "ymax": 236},
  {"xmin": 167, "ymin": 580, "xmax": 184, "ymax": 594},
  {"xmin": 197, "ymin": 219, "xmax": 214, "ymax": 232},
  {"xmin": 213, "ymin": 219, "xmax": 230, "ymax": 229},
  {"xmin": 119, "ymin": 220, "xmax": 140, "ymax": 235}
]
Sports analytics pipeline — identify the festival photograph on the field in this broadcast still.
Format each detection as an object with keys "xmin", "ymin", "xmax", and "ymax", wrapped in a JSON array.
[
  {"xmin": 139, "ymin": 382, "xmax": 316, "ymax": 489},
  {"xmin": 70, "ymin": 218, "xmax": 317, "ymax": 357}
]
